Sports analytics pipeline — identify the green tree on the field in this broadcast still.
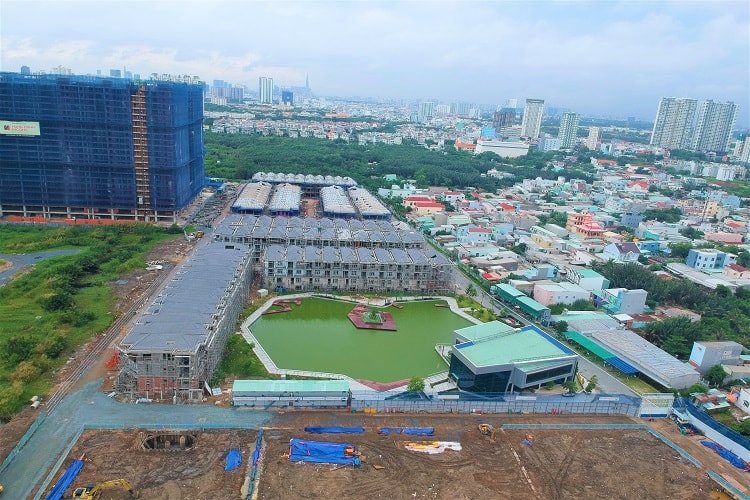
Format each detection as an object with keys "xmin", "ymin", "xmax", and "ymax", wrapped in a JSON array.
[
  {"xmin": 668, "ymin": 242, "xmax": 694, "ymax": 259},
  {"xmin": 1, "ymin": 336, "xmax": 36, "ymax": 364},
  {"xmin": 465, "ymin": 284, "xmax": 477, "ymax": 298},
  {"xmin": 553, "ymin": 320, "xmax": 569, "ymax": 335},
  {"xmin": 511, "ymin": 243, "xmax": 527, "ymax": 256},
  {"xmin": 679, "ymin": 226, "xmax": 704, "ymax": 240},
  {"xmin": 584, "ymin": 375, "xmax": 598, "ymax": 393},
  {"xmin": 563, "ymin": 379, "xmax": 578, "ymax": 393},
  {"xmin": 407, "ymin": 376, "xmax": 426, "ymax": 392},
  {"xmin": 704, "ymin": 365, "xmax": 728, "ymax": 387}
]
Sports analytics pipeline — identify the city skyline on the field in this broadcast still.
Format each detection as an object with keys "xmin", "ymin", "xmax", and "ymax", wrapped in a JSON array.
[{"xmin": 1, "ymin": 1, "xmax": 748, "ymax": 126}]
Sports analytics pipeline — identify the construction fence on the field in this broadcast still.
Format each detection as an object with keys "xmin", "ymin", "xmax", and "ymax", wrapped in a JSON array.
[{"xmin": 349, "ymin": 392, "xmax": 642, "ymax": 417}]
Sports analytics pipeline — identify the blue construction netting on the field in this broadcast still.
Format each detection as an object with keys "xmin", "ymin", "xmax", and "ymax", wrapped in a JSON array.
[
  {"xmin": 288, "ymin": 439, "xmax": 361, "ymax": 466},
  {"xmin": 44, "ymin": 458, "xmax": 84, "ymax": 500},
  {"xmin": 605, "ymin": 356, "xmax": 639, "ymax": 375},
  {"xmin": 0, "ymin": 72, "xmax": 205, "ymax": 211},
  {"xmin": 377, "ymin": 427, "xmax": 435, "ymax": 436},
  {"xmin": 304, "ymin": 426, "xmax": 365, "ymax": 434}
]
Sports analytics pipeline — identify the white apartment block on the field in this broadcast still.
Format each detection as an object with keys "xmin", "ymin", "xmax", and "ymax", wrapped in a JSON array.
[
  {"xmin": 692, "ymin": 100, "xmax": 738, "ymax": 153},
  {"xmin": 650, "ymin": 97, "xmax": 697, "ymax": 149}
]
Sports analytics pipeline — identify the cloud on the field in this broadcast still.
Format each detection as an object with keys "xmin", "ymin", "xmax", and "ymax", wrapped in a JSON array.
[{"xmin": 1, "ymin": 0, "xmax": 748, "ymax": 125}]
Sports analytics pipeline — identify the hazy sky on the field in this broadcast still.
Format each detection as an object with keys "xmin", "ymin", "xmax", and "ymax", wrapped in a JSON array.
[{"xmin": 2, "ymin": 1, "xmax": 749, "ymax": 126}]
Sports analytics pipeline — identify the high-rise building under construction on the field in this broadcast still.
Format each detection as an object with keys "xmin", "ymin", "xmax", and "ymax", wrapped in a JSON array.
[{"xmin": 0, "ymin": 72, "xmax": 205, "ymax": 223}]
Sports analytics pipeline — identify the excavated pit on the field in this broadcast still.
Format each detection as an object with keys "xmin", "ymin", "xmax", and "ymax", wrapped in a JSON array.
[{"xmin": 141, "ymin": 431, "xmax": 198, "ymax": 451}]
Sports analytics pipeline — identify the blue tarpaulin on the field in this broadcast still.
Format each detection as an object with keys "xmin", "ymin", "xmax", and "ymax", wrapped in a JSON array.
[
  {"xmin": 288, "ymin": 439, "xmax": 361, "ymax": 466},
  {"xmin": 378, "ymin": 427, "xmax": 434, "ymax": 436},
  {"xmin": 701, "ymin": 441, "xmax": 749, "ymax": 470},
  {"xmin": 304, "ymin": 426, "xmax": 365, "ymax": 434},
  {"xmin": 44, "ymin": 458, "xmax": 85, "ymax": 500},
  {"xmin": 224, "ymin": 449, "xmax": 242, "ymax": 471}
]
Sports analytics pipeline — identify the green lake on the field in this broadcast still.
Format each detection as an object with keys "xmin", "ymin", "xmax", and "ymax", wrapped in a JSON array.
[{"xmin": 249, "ymin": 297, "xmax": 474, "ymax": 383}]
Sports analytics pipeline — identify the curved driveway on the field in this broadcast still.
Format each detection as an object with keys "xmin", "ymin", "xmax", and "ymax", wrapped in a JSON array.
[{"xmin": 0, "ymin": 249, "xmax": 80, "ymax": 286}]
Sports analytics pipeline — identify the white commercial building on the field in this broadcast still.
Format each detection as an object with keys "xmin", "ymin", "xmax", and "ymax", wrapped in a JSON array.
[{"xmin": 474, "ymin": 139, "xmax": 530, "ymax": 158}]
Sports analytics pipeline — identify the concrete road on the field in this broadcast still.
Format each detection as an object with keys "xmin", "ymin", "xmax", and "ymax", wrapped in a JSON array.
[{"xmin": 0, "ymin": 381, "xmax": 271, "ymax": 499}]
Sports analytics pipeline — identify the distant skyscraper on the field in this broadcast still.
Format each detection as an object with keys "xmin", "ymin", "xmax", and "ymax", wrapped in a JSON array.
[
  {"xmin": 451, "ymin": 102, "xmax": 472, "ymax": 117},
  {"xmin": 493, "ymin": 108, "xmax": 516, "ymax": 130},
  {"xmin": 557, "ymin": 112, "xmax": 580, "ymax": 149},
  {"xmin": 281, "ymin": 90, "xmax": 294, "ymax": 106},
  {"xmin": 505, "ymin": 98, "xmax": 518, "ymax": 109},
  {"xmin": 259, "ymin": 76, "xmax": 273, "ymax": 104},
  {"xmin": 109, "ymin": 69, "xmax": 121, "ymax": 78},
  {"xmin": 586, "ymin": 126, "xmax": 602, "ymax": 150},
  {"xmin": 650, "ymin": 97, "xmax": 697, "ymax": 149},
  {"xmin": 692, "ymin": 100, "xmax": 738, "ymax": 153},
  {"xmin": 418, "ymin": 101, "xmax": 435, "ymax": 121},
  {"xmin": 20, "ymin": 65, "xmax": 30, "ymax": 75},
  {"xmin": 520, "ymin": 99, "xmax": 544, "ymax": 139}
]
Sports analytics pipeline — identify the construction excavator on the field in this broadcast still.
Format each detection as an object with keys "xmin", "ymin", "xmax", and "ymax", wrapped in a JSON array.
[
  {"xmin": 71, "ymin": 479, "xmax": 136, "ymax": 499},
  {"xmin": 478, "ymin": 424, "xmax": 497, "ymax": 444}
]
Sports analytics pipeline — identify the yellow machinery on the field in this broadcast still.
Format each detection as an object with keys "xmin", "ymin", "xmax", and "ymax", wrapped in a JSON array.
[
  {"xmin": 72, "ymin": 479, "xmax": 136, "ymax": 499},
  {"xmin": 478, "ymin": 424, "xmax": 497, "ymax": 444}
]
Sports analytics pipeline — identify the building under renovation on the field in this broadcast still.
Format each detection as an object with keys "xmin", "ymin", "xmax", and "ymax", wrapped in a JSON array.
[{"xmin": 117, "ymin": 242, "xmax": 252, "ymax": 398}]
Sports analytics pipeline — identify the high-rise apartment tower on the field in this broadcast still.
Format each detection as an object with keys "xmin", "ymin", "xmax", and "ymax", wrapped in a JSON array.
[
  {"xmin": 557, "ymin": 112, "xmax": 580, "ymax": 149},
  {"xmin": 586, "ymin": 126, "xmax": 602, "ymax": 150},
  {"xmin": 0, "ymin": 72, "xmax": 205, "ymax": 222},
  {"xmin": 259, "ymin": 76, "xmax": 273, "ymax": 104},
  {"xmin": 650, "ymin": 97, "xmax": 697, "ymax": 149},
  {"xmin": 692, "ymin": 100, "xmax": 738, "ymax": 153},
  {"xmin": 520, "ymin": 99, "xmax": 544, "ymax": 139}
]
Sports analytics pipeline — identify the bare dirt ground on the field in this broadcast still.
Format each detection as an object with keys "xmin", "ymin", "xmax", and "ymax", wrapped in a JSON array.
[
  {"xmin": 43, "ymin": 413, "xmax": 726, "ymax": 500},
  {"xmin": 42, "ymin": 429, "xmax": 255, "ymax": 500},
  {"xmin": 258, "ymin": 413, "xmax": 720, "ymax": 500}
]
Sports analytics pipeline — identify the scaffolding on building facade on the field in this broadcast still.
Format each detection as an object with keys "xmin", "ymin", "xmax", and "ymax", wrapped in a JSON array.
[{"xmin": 0, "ymin": 72, "xmax": 205, "ymax": 223}]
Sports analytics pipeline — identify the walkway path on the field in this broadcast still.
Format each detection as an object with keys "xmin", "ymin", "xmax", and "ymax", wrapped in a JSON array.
[{"xmin": 0, "ymin": 380, "xmax": 270, "ymax": 499}]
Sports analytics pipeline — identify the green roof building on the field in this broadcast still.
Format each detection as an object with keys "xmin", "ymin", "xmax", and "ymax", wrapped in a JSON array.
[{"xmin": 449, "ymin": 322, "xmax": 578, "ymax": 393}]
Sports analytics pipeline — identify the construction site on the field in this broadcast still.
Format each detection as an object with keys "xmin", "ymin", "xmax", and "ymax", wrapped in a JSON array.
[{"xmin": 39, "ymin": 413, "xmax": 732, "ymax": 500}]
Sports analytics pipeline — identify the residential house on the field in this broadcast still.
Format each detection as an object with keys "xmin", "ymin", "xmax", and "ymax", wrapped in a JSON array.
[
  {"xmin": 689, "ymin": 341, "xmax": 744, "ymax": 374},
  {"xmin": 705, "ymin": 232, "xmax": 744, "ymax": 245},
  {"xmin": 596, "ymin": 288, "xmax": 648, "ymax": 315},
  {"xmin": 533, "ymin": 281, "xmax": 590, "ymax": 306},
  {"xmin": 686, "ymin": 249, "xmax": 736, "ymax": 270},
  {"xmin": 724, "ymin": 264, "xmax": 750, "ymax": 280},
  {"xmin": 566, "ymin": 211, "xmax": 606, "ymax": 238},
  {"xmin": 601, "ymin": 242, "xmax": 641, "ymax": 263},
  {"xmin": 566, "ymin": 268, "xmax": 610, "ymax": 292}
]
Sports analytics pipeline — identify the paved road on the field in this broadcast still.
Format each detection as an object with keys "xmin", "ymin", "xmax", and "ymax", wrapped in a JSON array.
[
  {"xmin": 0, "ymin": 381, "xmax": 271, "ymax": 499},
  {"xmin": 0, "ymin": 249, "xmax": 80, "ymax": 285}
]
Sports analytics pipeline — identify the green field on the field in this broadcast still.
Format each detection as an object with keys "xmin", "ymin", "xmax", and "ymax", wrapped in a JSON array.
[{"xmin": 249, "ymin": 298, "xmax": 473, "ymax": 383}]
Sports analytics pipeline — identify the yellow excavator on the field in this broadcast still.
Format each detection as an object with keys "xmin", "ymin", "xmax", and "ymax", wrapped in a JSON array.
[
  {"xmin": 478, "ymin": 424, "xmax": 497, "ymax": 444},
  {"xmin": 71, "ymin": 479, "xmax": 136, "ymax": 499}
]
